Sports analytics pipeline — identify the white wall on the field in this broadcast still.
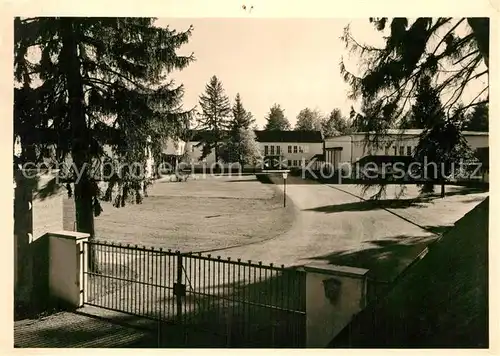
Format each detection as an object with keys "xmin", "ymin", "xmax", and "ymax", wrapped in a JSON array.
[
  {"xmin": 465, "ymin": 134, "xmax": 488, "ymax": 150},
  {"xmin": 325, "ymin": 132, "xmax": 489, "ymax": 169},
  {"xmin": 259, "ymin": 142, "xmax": 323, "ymax": 167}
]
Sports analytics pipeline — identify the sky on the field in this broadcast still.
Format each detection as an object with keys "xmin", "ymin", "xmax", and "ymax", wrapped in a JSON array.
[
  {"xmin": 158, "ymin": 18, "xmax": 487, "ymax": 130},
  {"xmin": 158, "ymin": 18, "xmax": 380, "ymax": 129}
]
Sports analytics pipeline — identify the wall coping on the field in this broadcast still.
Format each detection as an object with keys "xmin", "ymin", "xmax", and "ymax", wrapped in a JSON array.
[
  {"xmin": 47, "ymin": 231, "xmax": 90, "ymax": 241},
  {"xmin": 302, "ymin": 263, "xmax": 369, "ymax": 278}
]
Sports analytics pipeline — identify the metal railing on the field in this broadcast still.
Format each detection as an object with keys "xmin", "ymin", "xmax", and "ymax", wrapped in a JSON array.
[{"xmin": 82, "ymin": 240, "xmax": 306, "ymax": 347}]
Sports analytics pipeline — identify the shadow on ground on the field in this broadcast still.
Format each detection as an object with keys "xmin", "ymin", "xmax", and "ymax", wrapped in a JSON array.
[
  {"xmin": 303, "ymin": 198, "xmax": 431, "ymax": 214},
  {"xmin": 307, "ymin": 235, "xmax": 438, "ymax": 282},
  {"xmin": 16, "ymin": 267, "xmax": 306, "ymax": 348}
]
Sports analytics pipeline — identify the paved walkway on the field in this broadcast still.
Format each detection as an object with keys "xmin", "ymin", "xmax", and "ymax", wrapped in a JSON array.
[
  {"xmin": 14, "ymin": 306, "xmax": 158, "ymax": 348},
  {"xmin": 214, "ymin": 176, "xmax": 488, "ymax": 282}
]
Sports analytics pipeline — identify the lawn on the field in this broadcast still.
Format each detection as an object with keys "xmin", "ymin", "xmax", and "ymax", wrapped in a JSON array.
[{"xmin": 93, "ymin": 175, "xmax": 296, "ymax": 252}]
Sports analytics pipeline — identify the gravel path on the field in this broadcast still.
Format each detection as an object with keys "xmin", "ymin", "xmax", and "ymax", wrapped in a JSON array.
[{"xmin": 213, "ymin": 176, "xmax": 488, "ymax": 281}]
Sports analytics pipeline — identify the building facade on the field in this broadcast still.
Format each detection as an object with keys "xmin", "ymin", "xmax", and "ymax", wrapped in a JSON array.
[
  {"xmin": 323, "ymin": 129, "xmax": 489, "ymax": 173},
  {"xmin": 178, "ymin": 130, "xmax": 324, "ymax": 169}
]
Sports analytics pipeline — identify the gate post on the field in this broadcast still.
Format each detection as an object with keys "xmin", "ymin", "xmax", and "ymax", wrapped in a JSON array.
[
  {"xmin": 300, "ymin": 263, "xmax": 369, "ymax": 348},
  {"xmin": 47, "ymin": 231, "xmax": 90, "ymax": 309}
]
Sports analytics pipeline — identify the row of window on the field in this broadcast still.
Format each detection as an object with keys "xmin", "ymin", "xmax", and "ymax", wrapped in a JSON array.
[
  {"xmin": 388, "ymin": 145, "xmax": 413, "ymax": 156},
  {"xmin": 264, "ymin": 145, "xmax": 309, "ymax": 155},
  {"xmin": 288, "ymin": 159, "xmax": 309, "ymax": 167}
]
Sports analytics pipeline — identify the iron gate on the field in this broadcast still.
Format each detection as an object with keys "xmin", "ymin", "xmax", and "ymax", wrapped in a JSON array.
[{"xmin": 82, "ymin": 240, "xmax": 306, "ymax": 347}]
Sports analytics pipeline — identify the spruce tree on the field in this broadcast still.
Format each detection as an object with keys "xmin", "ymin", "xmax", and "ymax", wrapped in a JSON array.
[
  {"xmin": 221, "ymin": 93, "xmax": 255, "ymax": 166},
  {"xmin": 197, "ymin": 75, "xmax": 231, "ymax": 162},
  {"xmin": 264, "ymin": 104, "xmax": 291, "ymax": 131},
  {"xmin": 14, "ymin": 17, "xmax": 194, "ymax": 270}
]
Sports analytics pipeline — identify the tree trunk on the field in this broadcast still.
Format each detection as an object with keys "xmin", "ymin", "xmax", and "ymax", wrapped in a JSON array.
[{"xmin": 60, "ymin": 18, "xmax": 98, "ymax": 272}]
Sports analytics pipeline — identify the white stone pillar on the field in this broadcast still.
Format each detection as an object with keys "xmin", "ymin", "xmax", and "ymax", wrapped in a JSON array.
[
  {"xmin": 47, "ymin": 231, "xmax": 89, "ymax": 309},
  {"xmin": 302, "ymin": 262, "xmax": 369, "ymax": 348}
]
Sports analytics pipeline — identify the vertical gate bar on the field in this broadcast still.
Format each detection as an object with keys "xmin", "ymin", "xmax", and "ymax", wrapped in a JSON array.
[
  {"xmin": 82, "ymin": 242, "xmax": 87, "ymax": 305},
  {"xmin": 92, "ymin": 243, "xmax": 96, "ymax": 304},
  {"xmin": 117, "ymin": 243, "xmax": 121, "ymax": 312},
  {"xmin": 189, "ymin": 254, "xmax": 193, "ymax": 321},
  {"xmin": 291, "ymin": 271, "xmax": 295, "ymax": 346},
  {"xmin": 176, "ymin": 252, "xmax": 183, "ymax": 323},
  {"xmin": 242, "ymin": 261, "xmax": 246, "ymax": 344},
  {"xmin": 237, "ymin": 259, "xmax": 241, "ymax": 340},
  {"xmin": 144, "ymin": 247, "xmax": 148, "ymax": 317},
  {"xmin": 213, "ymin": 257, "xmax": 216, "ymax": 320},
  {"xmin": 252, "ymin": 261, "xmax": 256, "ymax": 339},
  {"xmin": 112, "ymin": 243, "xmax": 116, "ymax": 310},
  {"xmin": 100, "ymin": 243, "xmax": 104, "ymax": 307},
  {"xmin": 155, "ymin": 248, "xmax": 159, "ymax": 320},
  {"xmin": 148, "ymin": 247, "xmax": 152, "ymax": 317},
  {"xmin": 217, "ymin": 256, "xmax": 221, "ymax": 330},
  {"xmin": 226, "ymin": 257, "xmax": 232, "ymax": 346},
  {"xmin": 133, "ymin": 245, "xmax": 141, "ymax": 314},
  {"xmin": 126, "ymin": 244, "xmax": 131, "ymax": 314},
  {"xmin": 157, "ymin": 248, "xmax": 162, "ymax": 347},
  {"xmin": 246, "ymin": 261, "xmax": 251, "ymax": 344},
  {"xmin": 207, "ymin": 254, "xmax": 211, "ymax": 322},
  {"xmin": 139, "ymin": 246, "xmax": 143, "ymax": 316},
  {"xmin": 168, "ymin": 250, "xmax": 172, "ymax": 318},
  {"xmin": 118, "ymin": 244, "xmax": 122, "ymax": 313},
  {"xmin": 112, "ymin": 243, "xmax": 116, "ymax": 311},
  {"xmin": 151, "ymin": 247, "xmax": 155, "ymax": 318},
  {"xmin": 197, "ymin": 253, "xmax": 201, "ymax": 321},
  {"xmin": 184, "ymin": 254, "xmax": 188, "ymax": 322},
  {"xmin": 230, "ymin": 263, "xmax": 237, "ymax": 336},
  {"xmin": 141, "ymin": 246, "xmax": 146, "ymax": 317}
]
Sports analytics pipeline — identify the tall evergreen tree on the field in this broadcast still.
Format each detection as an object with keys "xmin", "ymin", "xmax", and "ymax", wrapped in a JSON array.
[
  {"xmin": 231, "ymin": 93, "xmax": 255, "ymax": 130},
  {"xmin": 221, "ymin": 93, "xmax": 255, "ymax": 165},
  {"xmin": 14, "ymin": 17, "xmax": 194, "ymax": 269},
  {"xmin": 294, "ymin": 108, "xmax": 323, "ymax": 131},
  {"xmin": 264, "ymin": 104, "xmax": 291, "ymax": 131},
  {"xmin": 197, "ymin": 75, "xmax": 231, "ymax": 162},
  {"xmin": 401, "ymin": 76, "xmax": 444, "ymax": 129}
]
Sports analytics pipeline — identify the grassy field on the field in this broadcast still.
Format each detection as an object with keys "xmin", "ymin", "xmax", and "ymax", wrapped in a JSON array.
[{"xmin": 92, "ymin": 175, "xmax": 296, "ymax": 252}]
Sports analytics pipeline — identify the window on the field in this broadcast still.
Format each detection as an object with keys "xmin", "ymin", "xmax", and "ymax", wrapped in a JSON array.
[
  {"xmin": 385, "ymin": 145, "xmax": 389, "ymax": 155},
  {"xmin": 393, "ymin": 146, "xmax": 397, "ymax": 155},
  {"xmin": 293, "ymin": 145, "xmax": 298, "ymax": 153},
  {"xmin": 277, "ymin": 146, "xmax": 281, "ymax": 155},
  {"xmin": 264, "ymin": 145, "xmax": 269, "ymax": 155},
  {"xmin": 293, "ymin": 160, "xmax": 297, "ymax": 166},
  {"xmin": 299, "ymin": 146, "xmax": 304, "ymax": 153},
  {"xmin": 399, "ymin": 146, "xmax": 405, "ymax": 156},
  {"xmin": 288, "ymin": 160, "xmax": 292, "ymax": 167},
  {"xmin": 407, "ymin": 146, "xmax": 412, "ymax": 156},
  {"xmin": 288, "ymin": 145, "xmax": 292, "ymax": 153},
  {"xmin": 270, "ymin": 146, "xmax": 275, "ymax": 155}
]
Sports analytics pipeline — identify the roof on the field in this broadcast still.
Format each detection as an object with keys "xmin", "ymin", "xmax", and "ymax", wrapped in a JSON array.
[
  {"xmin": 330, "ymin": 129, "xmax": 488, "ymax": 139},
  {"xmin": 188, "ymin": 129, "xmax": 323, "ymax": 143},
  {"xmin": 254, "ymin": 130, "xmax": 323, "ymax": 143},
  {"xmin": 329, "ymin": 197, "xmax": 489, "ymax": 348}
]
